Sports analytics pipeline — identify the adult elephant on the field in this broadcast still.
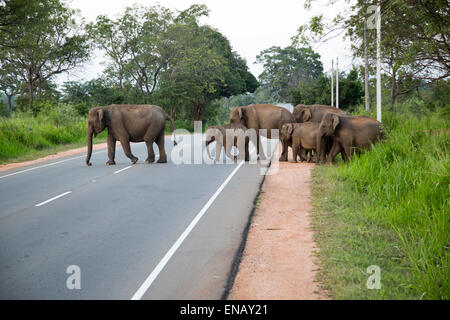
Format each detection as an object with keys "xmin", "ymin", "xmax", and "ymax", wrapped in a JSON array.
[
  {"xmin": 229, "ymin": 104, "xmax": 295, "ymax": 161},
  {"xmin": 316, "ymin": 114, "xmax": 384, "ymax": 164},
  {"xmin": 293, "ymin": 104, "xmax": 349, "ymax": 162},
  {"xmin": 293, "ymin": 104, "xmax": 348, "ymax": 123},
  {"xmin": 85, "ymin": 104, "xmax": 176, "ymax": 166}
]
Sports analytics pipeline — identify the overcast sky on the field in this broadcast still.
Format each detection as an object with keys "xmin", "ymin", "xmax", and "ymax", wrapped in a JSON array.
[{"xmin": 61, "ymin": 0, "xmax": 356, "ymax": 83}]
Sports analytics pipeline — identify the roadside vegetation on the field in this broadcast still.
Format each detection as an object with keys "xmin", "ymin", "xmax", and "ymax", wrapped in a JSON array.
[{"xmin": 311, "ymin": 97, "xmax": 449, "ymax": 300}]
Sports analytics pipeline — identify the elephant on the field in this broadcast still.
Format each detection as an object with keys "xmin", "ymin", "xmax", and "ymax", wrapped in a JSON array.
[
  {"xmin": 293, "ymin": 104, "xmax": 349, "ymax": 162},
  {"xmin": 85, "ymin": 104, "xmax": 177, "ymax": 166},
  {"xmin": 316, "ymin": 114, "xmax": 384, "ymax": 164},
  {"xmin": 205, "ymin": 123, "xmax": 249, "ymax": 162},
  {"xmin": 229, "ymin": 104, "xmax": 295, "ymax": 161},
  {"xmin": 280, "ymin": 122, "xmax": 320, "ymax": 163},
  {"xmin": 293, "ymin": 104, "xmax": 349, "ymax": 123}
]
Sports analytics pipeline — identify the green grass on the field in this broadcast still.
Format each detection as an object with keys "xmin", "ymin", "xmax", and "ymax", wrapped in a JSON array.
[
  {"xmin": 0, "ymin": 109, "xmax": 193, "ymax": 164},
  {"xmin": 0, "ymin": 113, "xmax": 106, "ymax": 164},
  {"xmin": 311, "ymin": 110, "xmax": 449, "ymax": 299}
]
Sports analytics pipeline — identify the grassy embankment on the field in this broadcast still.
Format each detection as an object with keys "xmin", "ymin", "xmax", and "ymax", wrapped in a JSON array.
[
  {"xmin": 311, "ymin": 105, "xmax": 449, "ymax": 299},
  {"xmin": 0, "ymin": 106, "xmax": 199, "ymax": 165},
  {"xmin": 0, "ymin": 104, "xmax": 107, "ymax": 164}
]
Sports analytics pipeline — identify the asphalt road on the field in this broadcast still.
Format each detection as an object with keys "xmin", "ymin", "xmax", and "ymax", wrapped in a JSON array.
[{"xmin": 0, "ymin": 135, "xmax": 277, "ymax": 299}]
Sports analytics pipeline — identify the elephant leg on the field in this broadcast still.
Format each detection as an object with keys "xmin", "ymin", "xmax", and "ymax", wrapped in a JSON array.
[
  {"xmin": 244, "ymin": 140, "xmax": 250, "ymax": 162},
  {"xmin": 279, "ymin": 139, "xmax": 288, "ymax": 161},
  {"xmin": 224, "ymin": 141, "xmax": 234, "ymax": 161},
  {"xmin": 156, "ymin": 133, "xmax": 167, "ymax": 163},
  {"xmin": 300, "ymin": 148, "xmax": 308, "ymax": 162},
  {"xmin": 292, "ymin": 142, "xmax": 300, "ymax": 163},
  {"xmin": 326, "ymin": 141, "xmax": 341, "ymax": 164},
  {"xmin": 145, "ymin": 140, "xmax": 155, "ymax": 163},
  {"xmin": 306, "ymin": 150, "xmax": 312, "ymax": 163},
  {"xmin": 120, "ymin": 139, "xmax": 138, "ymax": 164},
  {"xmin": 257, "ymin": 135, "xmax": 267, "ymax": 160},
  {"xmin": 215, "ymin": 141, "xmax": 222, "ymax": 163},
  {"xmin": 343, "ymin": 144, "xmax": 353, "ymax": 162},
  {"xmin": 106, "ymin": 132, "xmax": 116, "ymax": 165}
]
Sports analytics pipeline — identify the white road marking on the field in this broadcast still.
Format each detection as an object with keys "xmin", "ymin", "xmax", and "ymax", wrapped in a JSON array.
[
  {"xmin": 114, "ymin": 166, "xmax": 133, "ymax": 174},
  {"xmin": 130, "ymin": 150, "xmax": 254, "ymax": 300},
  {"xmin": 35, "ymin": 191, "xmax": 72, "ymax": 207},
  {"xmin": 0, "ymin": 150, "xmax": 106, "ymax": 180}
]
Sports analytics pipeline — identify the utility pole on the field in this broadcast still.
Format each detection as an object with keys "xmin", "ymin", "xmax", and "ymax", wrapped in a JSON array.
[
  {"xmin": 336, "ymin": 57, "xmax": 339, "ymax": 109},
  {"xmin": 376, "ymin": 2, "xmax": 381, "ymax": 122},
  {"xmin": 331, "ymin": 60, "xmax": 334, "ymax": 107},
  {"xmin": 364, "ymin": 22, "xmax": 370, "ymax": 112}
]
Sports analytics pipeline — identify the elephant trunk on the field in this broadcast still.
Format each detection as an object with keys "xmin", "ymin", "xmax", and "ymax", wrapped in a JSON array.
[
  {"xmin": 316, "ymin": 133, "xmax": 324, "ymax": 164},
  {"xmin": 205, "ymin": 138, "xmax": 215, "ymax": 160},
  {"xmin": 166, "ymin": 113, "xmax": 177, "ymax": 146},
  {"xmin": 86, "ymin": 125, "xmax": 94, "ymax": 166}
]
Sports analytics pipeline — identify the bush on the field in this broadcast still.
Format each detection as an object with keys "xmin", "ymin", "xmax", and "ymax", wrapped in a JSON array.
[{"xmin": 0, "ymin": 100, "xmax": 10, "ymax": 117}]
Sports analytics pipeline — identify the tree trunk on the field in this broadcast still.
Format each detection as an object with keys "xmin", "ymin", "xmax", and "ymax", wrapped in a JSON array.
[
  {"xmin": 27, "ymin": 68, "xmax": 33, "ymax": 112},
  {"xmin": 390, "ymin": 67, "xmax": 396, "ymax": 112},
  {"xmin": 193, "ymin": 104, "xmax": 204, "ymax": 121},
  {"xmin": 7, "ymin": 94, "xmax": 13, "ymax": 111},
  {"xmin": 37, "ymin": 74, "xmax": 42, "ymax": 100}
]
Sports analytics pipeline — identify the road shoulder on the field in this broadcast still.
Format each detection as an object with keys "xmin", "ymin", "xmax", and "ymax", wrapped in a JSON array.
[
  {"xmin": 0, "ymin": 142, "xmax": 108, "ymax": 172},
  {"xmin": 227, "ymin": 144, "xmax": 330, "ymax": 299}
]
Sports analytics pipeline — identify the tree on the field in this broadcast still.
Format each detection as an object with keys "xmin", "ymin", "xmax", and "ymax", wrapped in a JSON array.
[
  {"xmin": 0, "ymin": 0, "xmax": 91, "ymax": 112},
  {"xmin": 256, "ymin": 46, "xmax": 323, "ymax": 101},
  {"xmin": 0, "ymin": 62, "xmax": 22, "ymax": 111},
  {"xmin": 289, "ymin": 67, "xmax": 363, "ymax": 110},
  {"xmin": 150, "ymin": 5, "xmax": 257, "ymax": 121},
  {"xmin": 88, "ymin": 5, "xmax": 179, "ymax": 100},
  {"xmin": 293, "ymin": 0, "xmax": 450, "ymax": 110},
  {"xmin": 61, "ymin": 78, "xmax": 126, "ymax": 115}
]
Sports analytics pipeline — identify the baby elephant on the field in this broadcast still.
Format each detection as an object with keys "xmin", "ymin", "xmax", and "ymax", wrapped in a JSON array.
[
  {"xmin": 205, "ymin": 123, "xmax": 249, "ymax": 162},
  {"xmin": 281, "ymin": 122, "xmax": 320, "ymax": 162}
]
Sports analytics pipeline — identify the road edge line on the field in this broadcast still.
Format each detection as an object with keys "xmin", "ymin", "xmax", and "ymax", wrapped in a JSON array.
[
  {"xmin": 220, "ymin": 152, "xmax": 274, "ymax": 300},
  {"xmin": 130, "ymin": 160, "xmax": 246, "ymax": 300}
]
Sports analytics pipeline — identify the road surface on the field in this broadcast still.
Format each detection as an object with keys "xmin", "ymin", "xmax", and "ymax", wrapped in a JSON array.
[{"xmin": 0, "ymin": 135, "xmax": 277, "ymax": 299}]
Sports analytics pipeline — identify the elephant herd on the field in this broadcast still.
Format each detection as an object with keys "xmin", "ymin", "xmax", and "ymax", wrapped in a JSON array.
[
  {"xmin": 85, "ymin": 103, "xmax": 384, "ymax": 166},
  {"xmin": 206, "ymin": 103, "xmax": 385, "ymax": 164}
]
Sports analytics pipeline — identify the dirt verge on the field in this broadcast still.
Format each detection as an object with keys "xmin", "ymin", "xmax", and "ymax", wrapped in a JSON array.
[{"xmin": 227, "ymin": 143, "xmax": 329, "ymax": 300}]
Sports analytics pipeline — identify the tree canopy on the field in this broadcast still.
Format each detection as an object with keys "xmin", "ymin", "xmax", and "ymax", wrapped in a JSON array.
[
  {"xmin": 256, "ymin": 46, "xmax": 323, "ymax": 101},
  {"xmin": 293, "ymin": 0, "xmax": 450, "ymax": 110}
]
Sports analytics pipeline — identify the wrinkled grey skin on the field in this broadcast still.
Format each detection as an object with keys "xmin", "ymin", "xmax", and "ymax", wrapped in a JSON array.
[
  {"xmin": 230, "ymin": 104, "xmax": 295, "ymax": 161},
  {"xmin": 293, "ymin": 104, "xmax": 349, "ymax": 123},
  {"xmin": 281, "ymin": 122, "xmax": 319, "ymax": 163},
  {"xmin": 205, "ymin": 123, "xmax": 249, "ymax": 162},
  {"xmin": 317, "ymin": 114, "xmax": 384, "ymax": 164},
  {"xmin": 86, "ymin": 104, "xmax": 176, "ymax": 166}
]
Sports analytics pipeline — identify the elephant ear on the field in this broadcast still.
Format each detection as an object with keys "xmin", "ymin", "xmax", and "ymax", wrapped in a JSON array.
[
  {"xmin": 302, "ymin": 109, "xmax": 311, "ymax": 122},
  {"xmin": 238, "ymin": 107, "xmax": 245, "ymax": 120},
  {"xmin": 331, "ymin": 114, "xmax": 340, "ymax": 132},
  {"xmin": 288, "ymin": 123, "xmax": 295, "ymax": 135},
  {"xmin": 97, "ymin": 108, "xmax": 104, "ymax": 122}
]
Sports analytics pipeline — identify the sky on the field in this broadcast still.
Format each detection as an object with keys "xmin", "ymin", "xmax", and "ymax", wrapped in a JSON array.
[{"xmin": 60, "ymin": 0, "xmax": 356, "ymax": 84}]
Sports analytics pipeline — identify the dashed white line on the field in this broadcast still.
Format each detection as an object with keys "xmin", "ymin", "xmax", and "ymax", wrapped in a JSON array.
[
  {"xmin": 113, "ymin": 166, "xmax": 133, "ymax": 174},
  {"xmin": 0, "ymin": 150, "xmax": 106, "ymax": 180},
  {"xmin": 35, "ymin": 191, "xmax": 72, "ymax": 207}
]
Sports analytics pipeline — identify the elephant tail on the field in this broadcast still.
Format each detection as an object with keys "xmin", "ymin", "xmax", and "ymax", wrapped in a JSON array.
[{"xmin": 164, "ymin": 111, "xmax": 178, "ymax": 146}]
